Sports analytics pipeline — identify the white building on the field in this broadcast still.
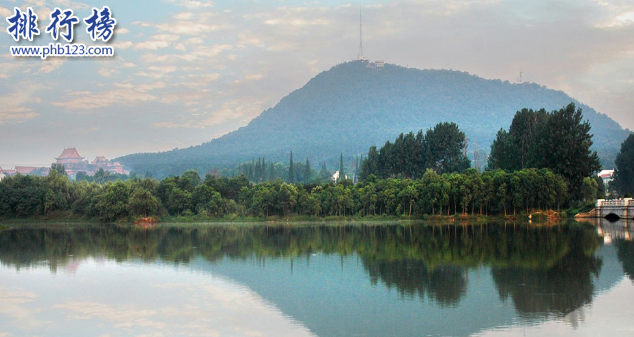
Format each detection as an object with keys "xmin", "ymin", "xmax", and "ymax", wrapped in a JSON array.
[{"xmin": 598, "ymin": 169, "xmax": 615, "ymax": 186}]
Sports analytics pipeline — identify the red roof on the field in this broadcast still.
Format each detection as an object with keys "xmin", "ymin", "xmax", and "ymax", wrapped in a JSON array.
[
  {"xmin": 15, "ymin": 166, "xmax": 37, "ymax": 174},
  {"xmin": 56, "ymin": 148, "xmax": 84, "ymax": 160}
]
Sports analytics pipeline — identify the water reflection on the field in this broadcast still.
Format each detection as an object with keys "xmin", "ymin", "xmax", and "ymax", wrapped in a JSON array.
[
  {"xmin": 0, "ymin": 221, "xmax": 627, "ymax": 336},
  {"xmin": 364, "ymin": 259, "xmax": 468, "ymax": 307}
]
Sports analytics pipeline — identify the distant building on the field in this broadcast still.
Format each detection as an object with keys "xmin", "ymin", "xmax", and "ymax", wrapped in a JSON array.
[
  {"xmin": 56, "ymin": 148, "xmax": 85, "ymax": 165},
  {"xmin": 15, "ymin": 166, "xmax": 50, "ymax": 175},
  {"xmin": 0, "ymin": 167, "xmax": 16, "ymax": 176},
  {"xmin": 598, "ymin": 169, "xmax": 615, "ymax": 186},
  {"xmin": 331, "ymin": 170, "xmax": 351, "ymax": 182},
  {"xmin": 90, "ymin": 156, "xmax": 127, "ymax": 174},
  {"xmin": 54, "ymin": 148, "xmax": 128, "ymax": 177},
  {"xmin": 0, "ymin": 171, "xmax": 5, "ymax": 181},
  {"xmin": 55, "ymin": 148, "xmax": 89, "ymax": 176},
  {"xmin": 0, "ymin": 165, "xmax": 49, "ymax": 177}
]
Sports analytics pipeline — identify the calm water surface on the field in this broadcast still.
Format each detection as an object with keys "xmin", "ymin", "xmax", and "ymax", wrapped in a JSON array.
[{"xmin": 1, "ymin": 219, "xmax": 634, "ymax": 336}]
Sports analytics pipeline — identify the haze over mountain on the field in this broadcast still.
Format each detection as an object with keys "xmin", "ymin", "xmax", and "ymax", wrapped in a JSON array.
[{"xmin": 117, "ymin": 61, "xmax": 631, "ymax": 177}]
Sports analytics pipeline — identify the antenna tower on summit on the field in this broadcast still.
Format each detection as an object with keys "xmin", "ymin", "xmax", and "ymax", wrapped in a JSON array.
[{"xmin": 357, "ymin": 7, "xmax": 366, "ymax": 61}]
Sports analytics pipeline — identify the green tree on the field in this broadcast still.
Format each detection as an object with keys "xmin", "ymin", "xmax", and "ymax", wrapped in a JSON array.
[
  {"xmin": 487, "ymin": 129, "xmax": 515, "ymax": 171},
  {"xmin": 92, "ymin": 181, "xmax": 130, "ymax": 221},
  {"xmin": 304, "ymin": 158, "xmax": 311, "ymax": 182},
  {"xmin": 614, "ymin": 133, "xmax": 634, "ymax": 195},
  {"xmin": 50, "ymin": 163, "xmax": 67, "ymax": 176},
  {"xmin": 425, "ymin": 122, "xmax": 471, "ymax": 174},
  {"xmin": 180, "ymin": 170, "xmax": 201, "ymax": 192},
  {"xmin": 339, "ymin": 153, "xmax": 345, "ymax": 181},
  {"xmin": 167, "ymin": 188, "xmax": 192, "ymax": 216},
  {"xmin": 128, "ymin": 188, "xmax": 159, "ymax": 217},
  {"xmin": 278, "ymin": 183, "xmax": 298, "ymax": 216},
  {"xmin": 533, "ymin": 103, "xmax": 601, "ymax": 200},
  {"xmin": 289, "ymin": 151, "xmax": 295, "ymax": 183},
  {"xmin": 580, "ymin": 177, "xmax": 598, "ymax": 203}
]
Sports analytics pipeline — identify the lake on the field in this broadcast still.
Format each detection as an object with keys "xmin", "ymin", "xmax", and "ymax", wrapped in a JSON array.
[{"xmin": 1, "ymin": 219, "xmax": 633, "ymax": 336}]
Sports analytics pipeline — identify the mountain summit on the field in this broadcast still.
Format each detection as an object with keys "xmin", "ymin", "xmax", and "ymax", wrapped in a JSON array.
[{"xmin": 118, "ymin": 61, "xmax": 629, "ymax": 177}]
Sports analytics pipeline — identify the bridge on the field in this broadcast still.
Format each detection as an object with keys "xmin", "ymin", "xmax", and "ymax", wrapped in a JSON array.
[{"xmin": 595, "ymin": 198, "xmax": 634, "ymax": 220}]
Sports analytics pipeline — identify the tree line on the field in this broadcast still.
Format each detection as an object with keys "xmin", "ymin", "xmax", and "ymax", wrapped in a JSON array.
[{"xmin": 0, "ymin": 166, "xmax": 574, "ymax": 221}]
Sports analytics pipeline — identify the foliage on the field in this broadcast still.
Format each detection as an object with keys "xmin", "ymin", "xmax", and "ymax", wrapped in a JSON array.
[
  {"xmin": 360, "ymin": 122, "xmax": 470, "ymax": 180},
  {"xmin": 488, "ymin": 103, "xmax": 601, "ymax": 200},
  {"xmin": 613, "ymin": 133, "xmax": 634, "ymax": 195},
  {"xmin": 0, "ymin": 166, "xmax": 568, "ymax": 221}
]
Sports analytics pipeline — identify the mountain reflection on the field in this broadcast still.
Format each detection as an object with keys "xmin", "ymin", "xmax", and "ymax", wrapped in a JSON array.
[{"xmin": 0, "ymin": 221, "xmax": 605, "ymax": 317}]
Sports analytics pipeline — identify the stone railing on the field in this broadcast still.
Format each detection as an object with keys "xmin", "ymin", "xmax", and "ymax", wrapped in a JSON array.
[{"xmin": 597, "ymin": 198, "xmax": 633, "ymax": 207}]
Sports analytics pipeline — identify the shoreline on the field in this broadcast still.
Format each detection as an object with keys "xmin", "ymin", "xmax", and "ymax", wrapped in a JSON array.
[{"xmin": 0, "ymin": 212, "xmax": 580, "ymax": 229}]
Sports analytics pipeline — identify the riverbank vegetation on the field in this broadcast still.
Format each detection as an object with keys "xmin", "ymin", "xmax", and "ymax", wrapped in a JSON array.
[
  {"xmin": 0, "ymin": 104, "xmax": 614, "ymax": 223},
  {"xmin": 0, "ymin": 166, "xmax": 570, "ymax": 222}
]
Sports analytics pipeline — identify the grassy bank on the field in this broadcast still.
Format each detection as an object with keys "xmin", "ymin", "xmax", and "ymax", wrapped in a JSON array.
[{"xmin": 0, "ymin": 211, "xmax": 556, "ymax": 227}]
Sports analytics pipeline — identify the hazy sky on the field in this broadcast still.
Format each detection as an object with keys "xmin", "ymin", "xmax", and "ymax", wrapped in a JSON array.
[{"xmin": 0, "ymin": 0, "xmax": 633, "ymax": 167}]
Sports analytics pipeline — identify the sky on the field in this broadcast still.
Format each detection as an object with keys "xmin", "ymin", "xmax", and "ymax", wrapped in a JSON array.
[{"xmin": 0, "ymin": 0, "xmax": 633, "ymax": 167}]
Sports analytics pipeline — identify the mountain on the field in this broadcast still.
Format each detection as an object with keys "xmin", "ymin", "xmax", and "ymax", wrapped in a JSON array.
[{"xmin": 117, "ymin": 61, "xmax": 631, "ymax": 177}]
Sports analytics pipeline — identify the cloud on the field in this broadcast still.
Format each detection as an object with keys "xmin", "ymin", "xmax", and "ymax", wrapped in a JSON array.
[
  {"xmin": 185, "ymin": 37, "xmax": 203, "ymax": 45},
  {"xmin": 136, "ymin": 65, "xmax": 178, "ymax": 79},
  {"xmin": 37, "ymin": 58, "xmax": 65, "ymax": 74},
  {"xmin": 52, "ymin": 89, "xmax": 158, "ymax": 110},
  {"xmin": 0, "ymin": 287, "xmax": 47, "ymax": 330},
  {"xmin": 0, "ymin": 84, "xmax": 42, "ymax": 125},
  {"xmin": 0, "ymin": 7, "xmax": 11, "ymax": 18},
  {"xmin": 112, "ymin": 41, "xmax": 133, "ymax": 49},
  {"xmin": 98, "ymin": 68, "xmax": 119, "ymax": 78},
  {"xmin": 52, "ymin": 302, "xmax": 165, "ymax": 329},
  {"xmin": 597, "ymin": 11, "xmax": 634, "ymax": 28},
  {"xmin": 163, "ymin": 0, "xmax": 214, "ymax": 10},
  {"xmin": 151, "ymin": 97, "xmax": 265, "ymax": 129},
  {"xmin": 133, "ymin": 34, "xmax": 180, "ymax": 50},
  {"xmin": 134, "ymin": 41, "xmax": 171, "ymax": 50}
]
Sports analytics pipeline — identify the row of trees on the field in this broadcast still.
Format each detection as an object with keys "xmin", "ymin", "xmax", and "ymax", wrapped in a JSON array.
[
  {"xmin": 234, "ymin": 155, "xmax": 331, "ymax": 183},
  {"xmin": 487, "ymin": 103, "xmax": 601, "ymax": 200},
  {"xmin": 360, "ymin": 122, "xmax": 471, "ymax": 180},
  {"xmin": 233, "ymin": 152, "xmax": 366, "ymax": 184},
  {"xmin": 0, "ymin": 166, "xmax": 573, "ymax": 221}
]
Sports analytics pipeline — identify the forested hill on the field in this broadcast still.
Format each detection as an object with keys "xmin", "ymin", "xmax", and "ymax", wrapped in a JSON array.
[{"xmin": 117, "ymin": 61, "xmax": 630, "ymax": 177}]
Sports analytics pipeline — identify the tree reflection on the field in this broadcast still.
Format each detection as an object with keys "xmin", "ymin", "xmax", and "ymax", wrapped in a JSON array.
[
  {"xmin": 365, "ymin": 259, "xmax": 467, "ymax": 307},
  {"xmin": 492, "ymin": 227, "xmax": 602, "ymax": 319},
  {"xmin": 0, "ymin": 222, "xmax": 602, "ymax": 315},
  {"xmin": 616, "ymin": 239, "xmax": 634, "ymax": 281}
]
